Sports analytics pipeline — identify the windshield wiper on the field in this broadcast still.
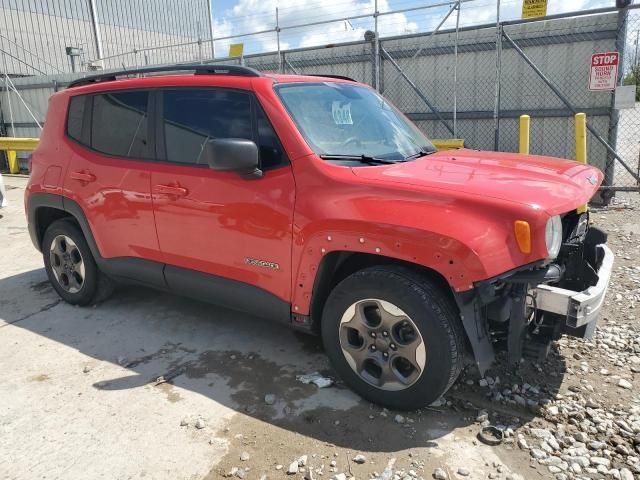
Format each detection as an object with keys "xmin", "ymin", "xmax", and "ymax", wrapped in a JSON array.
[
  {"xmin": 404, "ymin": 149, "xmax": 437, "ymax": 161},
  {"xmin": 319, "ymin": 154, "xmax": 398, "ymax": 165}
]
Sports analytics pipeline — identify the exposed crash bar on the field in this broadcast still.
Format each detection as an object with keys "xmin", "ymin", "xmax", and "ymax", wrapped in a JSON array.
[{"xmin": 533, "ymin": 244, "xmax": 614, "ymax": 329}]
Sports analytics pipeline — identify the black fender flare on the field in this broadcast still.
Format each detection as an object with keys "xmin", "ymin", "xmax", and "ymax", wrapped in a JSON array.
[{"xmin": 28, "ymin": 192, "xmax": 102, "ymax": 261}]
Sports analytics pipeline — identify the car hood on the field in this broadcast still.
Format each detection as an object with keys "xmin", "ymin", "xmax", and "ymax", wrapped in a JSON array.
[{"xmin": 351, "ymin": 149, "xmax": 602, "ymax": 215}]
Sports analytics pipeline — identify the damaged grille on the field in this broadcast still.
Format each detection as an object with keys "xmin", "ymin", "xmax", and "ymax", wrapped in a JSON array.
[{"xmin": 561, "ymin": 211, "xmax": 589, "ymax": 245}]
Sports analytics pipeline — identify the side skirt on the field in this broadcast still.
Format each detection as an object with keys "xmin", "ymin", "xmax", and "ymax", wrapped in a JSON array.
[{"xmin": 164, "ymin": 265, "xmax": 292, "ymax": 325}]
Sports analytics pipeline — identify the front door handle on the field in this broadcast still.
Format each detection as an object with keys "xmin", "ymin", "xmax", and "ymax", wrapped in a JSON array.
[
  {"xmin": 70, "ymin": 171, "xmax": 96, "ymax": 183},
  {"xmin": 153, "ymin": 184, "xmax": 188, "ymax": 197}
]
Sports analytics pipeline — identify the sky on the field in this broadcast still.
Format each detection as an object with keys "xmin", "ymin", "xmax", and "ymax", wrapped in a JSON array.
[{"xmin": 209, "ymin": 0, "xmax": 613, "ymax": 56}]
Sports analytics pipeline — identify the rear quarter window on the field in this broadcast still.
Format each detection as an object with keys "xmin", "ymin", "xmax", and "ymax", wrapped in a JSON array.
[{"xmin": 66, "ymin": 95, "xmax": 86, "ymax": 142}]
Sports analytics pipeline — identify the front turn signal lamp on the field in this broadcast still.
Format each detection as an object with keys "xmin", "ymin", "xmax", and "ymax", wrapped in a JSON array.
[{"xmin": 514, "ymin": 220, "xmax": 531, "ymax": 254}]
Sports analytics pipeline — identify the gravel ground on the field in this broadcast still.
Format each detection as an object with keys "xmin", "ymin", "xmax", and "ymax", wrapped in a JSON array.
[{"xmin": 0, "ymin": 175, "xmax": 638, "ymax": 480}]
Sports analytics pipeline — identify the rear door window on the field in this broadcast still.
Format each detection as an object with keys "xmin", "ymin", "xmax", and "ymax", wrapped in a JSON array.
[{"xmin": 90, "ymin": 90, "xmax": 152, "ymax": 159}]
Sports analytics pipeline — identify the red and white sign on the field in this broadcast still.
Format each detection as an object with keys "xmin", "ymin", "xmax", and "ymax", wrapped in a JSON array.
[{"xmin": 589, "ymin": 52, "xmax": 619, "ymax": 91}]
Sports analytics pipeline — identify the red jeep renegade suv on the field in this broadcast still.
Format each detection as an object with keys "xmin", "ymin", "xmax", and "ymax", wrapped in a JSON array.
[{"xmin": 25, "ymin": 65, "xmax": 613, "ymax": 409}]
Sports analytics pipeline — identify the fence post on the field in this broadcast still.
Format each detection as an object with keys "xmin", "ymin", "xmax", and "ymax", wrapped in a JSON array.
[
  {"xmin": 207, "ymin": 0, "xmax": 216, "ymax": 59},
  {"xmin": 519, "ymin": 115, "xmax": 530, "ymax": 154},
  {"xmin": 3, "ymin": 73, "xmax": 14, "ymax": 136},
  {"xmin": 88, "ymin": 0, "xmax": 104, "ymax": 63},
  {"xmin": 373, "ymin": 0, "xmax": 380, "ymax": 91},
  {"xmin": 492, "ymin": 0, "xmax": 502, "ymax": 151},
  {"xmin": 453, "ymin": 1, "xmax": 461, "ymax": 137},
  {"xmin": 379, "ymin": 39, "xmax": 385, "ymax": 94},
  {"xmin": 601, "ymin": 5, "xmax": 629, "ymax": 202},
  {"xmin": 276, "ymin": 7, "xmax": 282, "ymax": 73}
]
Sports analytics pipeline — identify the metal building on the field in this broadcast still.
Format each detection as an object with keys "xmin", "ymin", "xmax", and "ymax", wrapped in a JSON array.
[{"xmin": 0, "ymin": 0, "xmax": 212, "ymax": 76}]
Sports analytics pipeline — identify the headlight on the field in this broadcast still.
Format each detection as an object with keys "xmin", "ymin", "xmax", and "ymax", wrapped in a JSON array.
[{"xmin": 545, "ymin": 215, "xmax": 563, "ymax": 259}]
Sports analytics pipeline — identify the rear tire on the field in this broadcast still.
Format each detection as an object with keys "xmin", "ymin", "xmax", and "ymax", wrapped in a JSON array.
[
  {"xmin": 321, "ymin": 266, "xmax": 464, "ymax": 410},
  {"xmin": 42, "ymin": 218, "xmax": 113, "ymax": 305}
]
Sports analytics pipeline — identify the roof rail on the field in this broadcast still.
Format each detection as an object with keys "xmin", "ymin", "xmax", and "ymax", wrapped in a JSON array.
[
  {"xmin": 307, "ymin": 74, "xmax": 356, "ymax": 82},
  {"xmin": 67, "ymin": 64, "xmax": 262, "ymax": 88}
]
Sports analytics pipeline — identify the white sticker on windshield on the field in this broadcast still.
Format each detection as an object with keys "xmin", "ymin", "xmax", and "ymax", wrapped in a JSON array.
[{"xmin": 331, "ymin": 101, "xmax": 353, "ymax": 125}]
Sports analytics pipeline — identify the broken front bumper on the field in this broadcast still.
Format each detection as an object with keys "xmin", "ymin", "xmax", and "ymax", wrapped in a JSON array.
[{"xmin": 532, "ymin": 244, "xmax": 614, "ymax": 336}]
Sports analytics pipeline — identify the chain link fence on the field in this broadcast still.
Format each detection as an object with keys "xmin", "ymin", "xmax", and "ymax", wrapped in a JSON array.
[
  {"xmin": 498, "ymin": 14, "xmax": 618, "ymax": 192},
  {"xmin": 617, "ymin": 9, "xmax": 640, "ymax": 192},
  {"xmin": 2, "ymin": 2, "xmax": 639, "ymax": 197}
]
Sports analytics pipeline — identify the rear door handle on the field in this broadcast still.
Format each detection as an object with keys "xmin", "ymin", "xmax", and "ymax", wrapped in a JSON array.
[
  {"xmin": 70, "ymin": 171, "xmax": 96, "ymax": 183},
  {"xmin": 153, "ymin": 184, "xmax": 188, "ymax": 197}
]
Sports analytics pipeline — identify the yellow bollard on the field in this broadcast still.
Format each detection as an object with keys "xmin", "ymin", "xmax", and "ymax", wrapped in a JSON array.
[
  {"xmin": 519, "ymin": 115, "xmax": 530, "ymax": 155},
  {"xmin": 575, "ymin": 113, "xmax": 588, "ymax": 214},
  {"xmin": 7, "ymin": 150, "xmax": 19, "ymax": 174}
]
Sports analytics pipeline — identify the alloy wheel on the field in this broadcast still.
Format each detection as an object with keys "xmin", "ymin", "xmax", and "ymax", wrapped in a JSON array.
[
  {"xmin": 339, "ymin": 298, "xmax": 426, "ymax": 391},
  {"xmin": 49, "ymin": 234, "xmax": 85, "ymax": 294}
]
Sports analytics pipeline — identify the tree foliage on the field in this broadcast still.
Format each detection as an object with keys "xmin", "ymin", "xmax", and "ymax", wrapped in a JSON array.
[{"xmin": 623, "ymin": 65, "xmax": 640, "ymax": 101}]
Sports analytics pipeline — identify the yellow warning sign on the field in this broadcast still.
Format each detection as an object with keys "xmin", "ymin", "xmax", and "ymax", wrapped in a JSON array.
[
  {"xmin": 229, "ymin": 43, "xmax": 244, "ymax": 58},
  {"xmin": 522, "ymin": 0, "xmax": 547, "ymax": 19}
]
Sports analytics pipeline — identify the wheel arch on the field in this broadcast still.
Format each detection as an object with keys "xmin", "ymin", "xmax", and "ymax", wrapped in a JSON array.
[
  {"xmin": 309, "ymin": 251, "xmax": 458, "ymax": 333},
  {"xmin": 27, "ymin": 192, "xmax": 101, "ymax": 261},
  {"xmin": 33, "ymin": 206, "xmax": 74, "ymax": 250}
]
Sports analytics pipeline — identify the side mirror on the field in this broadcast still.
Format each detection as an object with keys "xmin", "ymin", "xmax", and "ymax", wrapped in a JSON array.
[{"xmin": 204, "ymin": 138, "xmax": 262, "ymax": 178}]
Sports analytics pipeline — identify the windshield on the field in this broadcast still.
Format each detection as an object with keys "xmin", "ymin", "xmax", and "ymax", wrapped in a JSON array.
[{"xmin": 275, "ymin": 82, "xmax": 436, "ymax": 162}]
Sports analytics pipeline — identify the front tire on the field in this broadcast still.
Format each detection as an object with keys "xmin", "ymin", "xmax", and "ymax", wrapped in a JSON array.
[
  {"xmin": 42, "ymin": 218, "xmax": 112, "ymax": 305},
  {"xmin": 321, "ymin": 266, "xmax": 464, "ymax": 410}
]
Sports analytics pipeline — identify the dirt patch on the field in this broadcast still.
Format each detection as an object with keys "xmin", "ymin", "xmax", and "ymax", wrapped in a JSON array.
[
  {"xmin": 156, "ymin": 383, "xmax": 184, "ymax": 403},
  {"xmin": 206, "ymin": 407, "xmax": 531, "ymax": 480}
]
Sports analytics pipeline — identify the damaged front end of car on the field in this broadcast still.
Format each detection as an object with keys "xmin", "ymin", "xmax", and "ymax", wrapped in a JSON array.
[{"xmin": 456, "ymin": 211, "xmax": 614, "ymax": 374}]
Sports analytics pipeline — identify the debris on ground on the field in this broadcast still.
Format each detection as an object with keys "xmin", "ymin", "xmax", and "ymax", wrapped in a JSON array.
[
  {"xmin": 478, "ymin": 425, "xmax": 504, "ymax": 446},
  {"xmin": 288, "ymin": 460, "xmax": 299, "ymax": 475},
  {"xmin": 432, "ymin": 467, "xmax": 448, "ymax": 479},
  {"xmin": 352, "ymin": 454, "xmax": 366, "ymax": 464},
  {"xmin": 296, "ymin": 372, "xmax": 334, "ymax": 388},
  {"xmin": 394, "ymin": 414, "xmax": 406, "ymax": 424}
]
